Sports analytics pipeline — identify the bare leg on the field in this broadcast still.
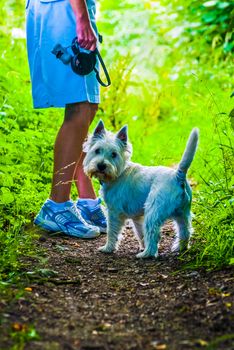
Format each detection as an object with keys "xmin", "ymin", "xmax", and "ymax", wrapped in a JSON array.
[
  {"xmin": 50, "ymin": 102, "xmax": 98, "ymax": 203},
  {"xmin": 74, "ymin": 152, "xmax": 96, "ymax": 199},
  {"xmin": 73, "ymin": 103, "xmax": 98, "ymax": 198}
]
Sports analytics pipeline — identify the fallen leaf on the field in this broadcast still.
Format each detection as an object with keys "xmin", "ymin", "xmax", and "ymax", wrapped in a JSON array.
[
  {"xmin": 37, "ymin": 268, "xmax": 58, "ymax": 277},
  {"xmin": 225, "ymin": 302, "xmax": 232, "ymax": 308},
  {"xmin": 195, "ymin": 339, "xmax": 208, "ymax": 347},
  {"xmin": 95, "ymin": 323, "xmax": 112, "ymax": 331},
  {"xmin": 222, "ymin": 293, "xmax": 231, "ymax": 298},
  {"xmin": 12, "ymin": 323, "xmax": 27, "ymax": 332},
  {"xmin": 151, "ymin": 342, "xmax": 167, "ymax": 350},
  {"xmin": 12, "ymin": 323, "xmax": 23, "ymax": 331}
]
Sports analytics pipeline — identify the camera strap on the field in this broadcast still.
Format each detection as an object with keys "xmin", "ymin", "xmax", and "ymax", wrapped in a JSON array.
[{"xmin": 93, "ymin": 48, "xmax": 111, "ymax": 87}]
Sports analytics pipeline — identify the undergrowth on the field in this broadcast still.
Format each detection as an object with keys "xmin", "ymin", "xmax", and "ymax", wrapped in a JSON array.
[{"xmin": 191, "ymin": 112, "xmax": 234, "ymax": 268}]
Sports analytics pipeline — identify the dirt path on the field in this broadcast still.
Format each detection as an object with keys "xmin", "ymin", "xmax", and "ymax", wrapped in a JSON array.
[{"xmin": 1, "ymin": 223, "xmax": 234, "ymax": 350}]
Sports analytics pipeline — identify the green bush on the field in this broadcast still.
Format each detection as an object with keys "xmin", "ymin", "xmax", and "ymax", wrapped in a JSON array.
[
  {"xmin": 188, "ymin": 1, "xmax": 234, "ymax": 53},
  {"xmin": 0, "ymin": 1, "xmax": 62, "ymax": 280},
  {"xmin": 191, "ymin": 112, "xmax": 234, "ymax": 268}
]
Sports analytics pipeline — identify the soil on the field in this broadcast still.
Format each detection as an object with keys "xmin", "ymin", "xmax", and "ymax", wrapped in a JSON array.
[{"xmin": 1, "ymin": 223, "xmax": 234, "ymax": 350}]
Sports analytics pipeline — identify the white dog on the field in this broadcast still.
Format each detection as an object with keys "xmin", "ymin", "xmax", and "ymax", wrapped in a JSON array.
[{"xmin": 83, "ymin": 120, "xmax": 199, "ymax": 258}]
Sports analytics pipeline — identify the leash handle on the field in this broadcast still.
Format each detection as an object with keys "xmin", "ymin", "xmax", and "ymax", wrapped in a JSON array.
[{"xmin": 94, "ymin": 48, "xmax": 111, "ymax": 87}]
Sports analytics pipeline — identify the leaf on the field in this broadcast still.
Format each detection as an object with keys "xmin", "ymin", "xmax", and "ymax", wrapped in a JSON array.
[
  {"xmin": 202, "ymin": 12, "xmax": 218, "ymax": 24},
  {"xmin": 196, "ymin": 339, "xmax": 208, "ymax": 346},
  {"xmin": 0, "ymin": 187, "xmax": 14, "ymax": 204},
  {"xmin": 95, "ymin": 323, "xmax": 112, "ymax": 331},
  {"xmin": 217, "ymin": 2, "xmax": 231, "ymax": 10},
  {"xmin": 225, "ymin": 302, "xmax": 232, "ymax": 308},
  {"xmin": 3, "ymin": 104, "xmax": 14, "ymax": 110},
  {"xmin": 203, "ymin": 1, "xmax": 217, "ymax": 7},
  {"xmin": 0, "ymin": 174, "xmax": 14, "ymax": 187},
  {"xmin": 12, "ymin": 322, "xmax": 26, "ymax": 332},
  {"xmin": 224, "ymin": 42, "xmax": 234, "ymax": 53},
  {"xmin": 27, "ymin": 328, "xmax": 39, "ymax": 340},
  {"xmin": 222, "ymin": 293, "xmax": 231, "ymax": 297},
  {"xmin": 151, "ymin": 342, "xmax": 167, "ymax": 350},
  {"xmin": 37, "ymin": 268, "xmax": 58, "ymax": 277},
  {"xmin": 156, "ymin": 346, "xmax": 167, "ymax": 350}
]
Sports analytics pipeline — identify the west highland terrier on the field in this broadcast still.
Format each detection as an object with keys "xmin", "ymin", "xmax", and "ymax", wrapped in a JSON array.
[{"xmin": 83, "ymin": 120, "xmax": 199, "ymax": 258}]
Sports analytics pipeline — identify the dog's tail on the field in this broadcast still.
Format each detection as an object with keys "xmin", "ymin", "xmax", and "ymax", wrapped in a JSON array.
[{"xmin": 176, "ymin": 128, "xmax": 199, "ymax": 181}]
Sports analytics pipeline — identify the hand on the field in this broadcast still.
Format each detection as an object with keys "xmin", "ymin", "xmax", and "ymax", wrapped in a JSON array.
[{"xmin": 76, "ymin": 18, "xmax": 97, "ymax": 51}]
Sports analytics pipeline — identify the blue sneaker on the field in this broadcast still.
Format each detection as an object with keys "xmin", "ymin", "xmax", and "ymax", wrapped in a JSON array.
[
  {"xmin": 77, "ymin": 198, "xmax": 107, "ymax": 233},
  {"xmin": 34, "ymin": 199, "xmax": 100, "ymax": 238}
]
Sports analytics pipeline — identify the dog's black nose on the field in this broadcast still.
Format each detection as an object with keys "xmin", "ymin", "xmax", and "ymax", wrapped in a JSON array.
[{"xmin": 97, "ymin": 162, "xmax": 106, "ymax": 172}]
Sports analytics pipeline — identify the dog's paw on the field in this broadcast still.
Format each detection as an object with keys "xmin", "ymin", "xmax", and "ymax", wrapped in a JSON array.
[
  {"xmin": 136, "ymin": 250, "xmax": 158, "ymax": 259},
  {"xmin": 138, "ymin": 241, "xmax": 144, "ymax": 251},
  {"xmin": 98, "ymin": 245, "xmax": 114, "ymax": 254}
]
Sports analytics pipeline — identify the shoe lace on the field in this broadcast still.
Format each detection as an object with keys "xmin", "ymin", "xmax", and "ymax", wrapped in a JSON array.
[{"xmin": 69, "ymin": 205, "xmax": 95, "ymax": 228}]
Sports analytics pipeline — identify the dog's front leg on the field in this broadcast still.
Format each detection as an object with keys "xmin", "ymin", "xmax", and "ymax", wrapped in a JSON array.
[{"xmin": 98, "ymin": 211, "xmax": 125, "ymax": 253}]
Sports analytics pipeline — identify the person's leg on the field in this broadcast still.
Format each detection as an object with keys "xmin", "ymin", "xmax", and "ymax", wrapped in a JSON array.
[
  {"xmin": 73, "ymin": 100, "xmax": 98, "ymax": 199},
  {"xmin": 34, "ymin": 101, "xmax": 101, "ymax": 237},
  {"xmin": 74, "ymin": 152, "xmax": 96, "ymax": 199},
  {"xmin": 50, "ymin": 102, "xmax": 98, "ymax": 203},
  {"xmin": 73, "ymin": 108, "xmax": 107, "ymax": 233}
]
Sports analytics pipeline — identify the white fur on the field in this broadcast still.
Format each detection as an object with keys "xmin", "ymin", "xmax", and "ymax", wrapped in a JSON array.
[{"xmin": 83, "ymin": 120, "xmax": 199, "ymax": 258}]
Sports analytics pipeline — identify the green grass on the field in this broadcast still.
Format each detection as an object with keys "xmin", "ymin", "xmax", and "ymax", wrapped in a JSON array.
[{"xmin": 0, "ymin": 0, "xmax": 233, "ymax": 291}]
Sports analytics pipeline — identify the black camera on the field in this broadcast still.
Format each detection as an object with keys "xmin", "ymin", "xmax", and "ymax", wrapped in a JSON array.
[{"xmin": 52, "ymin": 37, "xmax": 111, "ymax": 87}]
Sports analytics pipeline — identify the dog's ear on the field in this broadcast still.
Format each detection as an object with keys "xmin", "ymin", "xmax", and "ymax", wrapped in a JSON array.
[
  {"xmin": 116, "ymin": 125, "xmax": 128, "ymax": 145},
  {"xmin": 93, "ymin": 120, "xmax": 106, "ymax": 139}
]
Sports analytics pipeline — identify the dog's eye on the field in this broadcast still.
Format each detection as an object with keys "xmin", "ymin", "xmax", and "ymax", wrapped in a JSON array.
[
  {"xmin": 112, "ymin": 152, "xmax": 117, "ymax": 158},
  {"xmin": 95, "ymin": 148, "xmax": 100, "ymax": 154}
]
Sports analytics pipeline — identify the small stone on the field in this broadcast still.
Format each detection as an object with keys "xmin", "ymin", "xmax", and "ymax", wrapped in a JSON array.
[
  {"xmin": 151, "ymin": 341, "xmax": 167, "ymax": 350},
  {"xmin": 186, "ymin": 271, "xmax": 200, "ymax": 278}
]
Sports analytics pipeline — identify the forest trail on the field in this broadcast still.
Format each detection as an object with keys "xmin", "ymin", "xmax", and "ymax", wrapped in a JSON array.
[{"xmin": 1, "ymin": 223, "xmax": 234, "ymax": 350}]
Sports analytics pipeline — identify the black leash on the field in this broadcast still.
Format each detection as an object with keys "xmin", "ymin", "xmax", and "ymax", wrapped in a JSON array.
[{"xmin": 94, "ymin": 48, "xmax": 111, "ymax": 87}]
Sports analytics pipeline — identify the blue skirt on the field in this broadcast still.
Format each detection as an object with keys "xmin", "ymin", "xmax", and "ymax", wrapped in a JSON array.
[{"xmin": 26, "ymin": 0, "xmax": 100, "ymax": 108}]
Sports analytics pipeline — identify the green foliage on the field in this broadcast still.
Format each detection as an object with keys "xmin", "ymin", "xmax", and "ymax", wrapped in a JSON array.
[
  {"xmin": 191, "ymin": 113, "xmax": 234, "ymax": 268},
  {"xmin": 189, "ymin": 1, "xmax": 234, "ymax": 53},
  {"xmin": 161, "ymin": 0, "xmax": 234, "ymax": 55},
  {"xmin": 0, "ymin": 0, "xmax": 62, "ymax": 281},
  {"xmin": 10, "ymin": 324, "xmax": 40, "ymax": 350}
]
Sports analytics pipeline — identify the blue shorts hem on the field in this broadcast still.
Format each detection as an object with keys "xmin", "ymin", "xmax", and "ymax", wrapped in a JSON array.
[{"xmin": 33, "ymin": 94, "xmax": 100, "ymax": 109}]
